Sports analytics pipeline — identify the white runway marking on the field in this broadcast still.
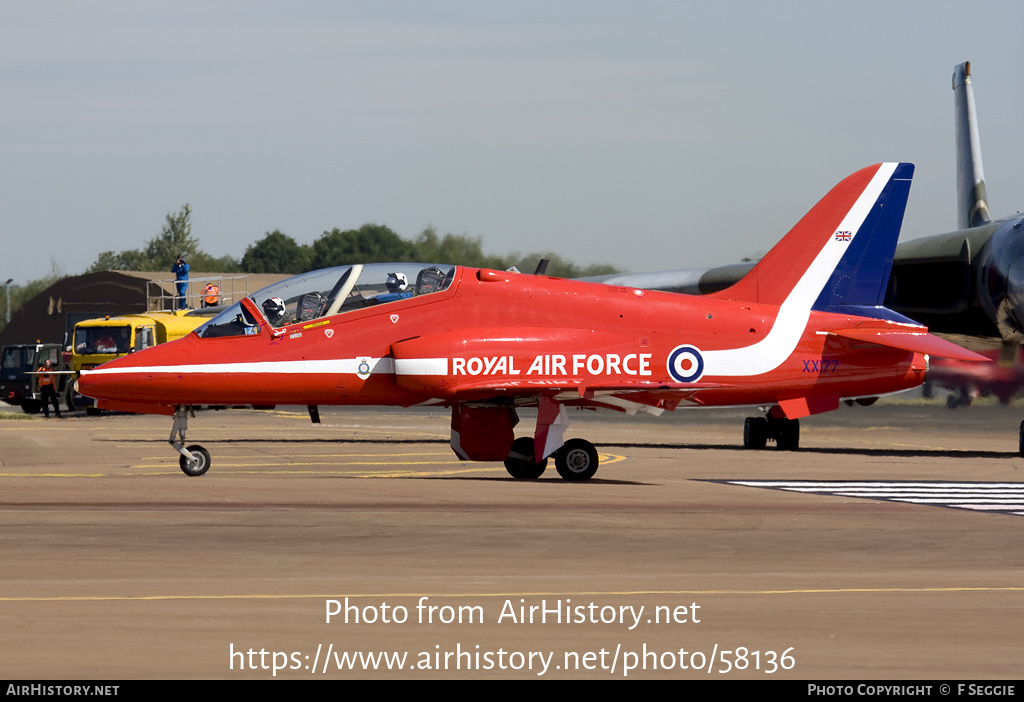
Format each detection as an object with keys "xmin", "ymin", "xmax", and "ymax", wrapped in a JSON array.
[{"xmin": 713, "ymin": 480, "xmax": 1024, "ymax": 516}]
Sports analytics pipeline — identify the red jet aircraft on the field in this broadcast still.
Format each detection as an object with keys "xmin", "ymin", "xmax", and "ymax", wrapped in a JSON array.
[{"xmin": 79, "ymin": 162, "xmax": 987, "ymax": 480}]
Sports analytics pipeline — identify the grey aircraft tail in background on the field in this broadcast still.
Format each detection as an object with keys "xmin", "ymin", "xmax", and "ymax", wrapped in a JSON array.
[
  {"xmin": 593, "ymin": 61, "xmax": 1022, "ymax": 344},
  {"xmin": 888, "ymin": 61, "xmax": 1024, "ymax": 343}
]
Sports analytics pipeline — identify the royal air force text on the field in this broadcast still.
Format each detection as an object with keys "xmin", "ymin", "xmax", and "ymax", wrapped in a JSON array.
[{"xmin": 451, "ymin": 354, "xmax": 653, "ymax": 377}]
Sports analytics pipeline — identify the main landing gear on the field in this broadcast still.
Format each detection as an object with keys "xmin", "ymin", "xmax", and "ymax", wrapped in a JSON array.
[
  {"xmin": 503, "ymin": 436, "xmax": 600, "ymax": 481},
  {"xmin": 170, "ymin": 405, "xmax": 211, "ymax": 477},
  {"xmin": 743, "ymin": 415, "xmax": 800, "ymax": 451},
  {"xmin": 498, "ymin": 397, "xmax": 601, "ymax": 481},
  {"xmin": 450, "ymin": 398, "xmax": 604, "ymax": 482}
]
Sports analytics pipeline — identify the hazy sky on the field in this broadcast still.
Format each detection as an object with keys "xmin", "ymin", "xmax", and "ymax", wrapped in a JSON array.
[{"xmin": 2, "ymin": 1, "xmax": 1022, "ymax": 284}]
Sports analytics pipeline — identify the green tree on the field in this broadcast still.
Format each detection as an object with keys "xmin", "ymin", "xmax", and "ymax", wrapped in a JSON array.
[
  {"xmin": 87, "ymin": 248, "xmax": 150, "ymax": 272},
  {"xmin": 186, "ymin": 252, "xmax": 242, "ymax": 273},
  {"xmin": 241, "ymin": 230, "xmax": 311, "ymax": 274},
  {"xmin": 143, "ymin": 204, "xmax": 199, "ymax": 265},
  {"xmin": 408, "ymin": 227, "xmax": 620, "ymax": 277},
  {"xmin": 410, "ymin": 227, "xmax": 503, "ymax": 269},
  {"xmin": 88, "ymin": 204, "xmax": 239, "ymax": 273},
  {"xmin": 309, "ymin": 224, "xmax": 414, "ymax": 269}
]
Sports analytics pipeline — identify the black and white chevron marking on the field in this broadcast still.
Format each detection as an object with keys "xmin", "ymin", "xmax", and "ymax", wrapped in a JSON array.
[{"xmin": 713, "ymin": 481, "xmax": 1024, "ymax": 516}]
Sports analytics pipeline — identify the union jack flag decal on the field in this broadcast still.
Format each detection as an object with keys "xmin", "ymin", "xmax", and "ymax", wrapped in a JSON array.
[{"xmin": 834, "ymin": 230, "xmax": 852, "ymax": 241}]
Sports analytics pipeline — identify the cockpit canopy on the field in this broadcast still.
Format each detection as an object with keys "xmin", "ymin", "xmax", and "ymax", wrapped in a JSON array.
[{"xmin": 195, "ymin": 263, "xmax": 456, "ymax": 338}]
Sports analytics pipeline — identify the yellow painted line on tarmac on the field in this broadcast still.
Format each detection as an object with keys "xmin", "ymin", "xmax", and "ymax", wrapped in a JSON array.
[
  {"xmin": 135, "ymin": 456, "xmax": 452, "ymax": 462},
  {"xmin": 0, "ymin": 425, "xmax": 74, "ymax": 431},
  {"xmin": 0, "ymin": 466, "xmax": 500, "ymax": 478},
  {"xmin": 224, "ymin": 467, "xmax": 507, "ymax": 478},
  {"xmin": 132, "ymin": 452, "xmax": 625, "ymax": 464},
  {"xmin": 0, "ymin": 473, "xmax": 109, "ymax": 478},
  {"xmin": 132, "ymin": 464, "xmax": 504, "ymax": 477},
  {"xmin": 132, "ymin": 460, "xmax": 486, "ymax": 468},
  {"xmin": 138, "ymin": 453, "xmax": 625, "ymax": 468},
  {"xmin": 132, "ymin": 453, "xmax": 627, "ymax": 470},
  {"xmin": 2, "ymin": 585, "xmax": 1021, "ymax": 604},
  {"xmin": 0, "ymin": 453, "xmax": 627, "ymax": 478}
]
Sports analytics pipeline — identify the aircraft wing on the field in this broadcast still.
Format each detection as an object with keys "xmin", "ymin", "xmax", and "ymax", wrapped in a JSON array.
[
  {"xmin": 572, "ymin": 381, "xmax": 725, "ymax": 414},
  {"xmin": 409, "ymin": 374, "xmax": 722, "ymax": 405}
]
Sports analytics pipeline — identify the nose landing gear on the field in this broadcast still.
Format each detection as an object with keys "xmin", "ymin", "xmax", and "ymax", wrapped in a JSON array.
[{"xmin": 169, "ymin": 405, "xmax": 211, "ymax": 477}]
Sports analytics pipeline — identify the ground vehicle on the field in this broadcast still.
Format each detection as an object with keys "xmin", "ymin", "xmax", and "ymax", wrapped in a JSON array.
[
  {"xmin": 71, "ymin": 309, "xmax": 207, "ymax": 371},
  {"xmin": 0, "ymin": 343, "xmax": 69, "ymax": 413}
]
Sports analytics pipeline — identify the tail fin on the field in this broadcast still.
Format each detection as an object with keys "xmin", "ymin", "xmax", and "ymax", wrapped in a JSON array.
[
  {"xmin": 954, "ymin": 61, "xmax": 991, "ymax": 229},
  {"xmin": 696, "ymin": 163, "xmax": 989, "ymax": 378},
  {"xmin": 709, "ymin": 162, "xmax": 914, "ymax": 315}
]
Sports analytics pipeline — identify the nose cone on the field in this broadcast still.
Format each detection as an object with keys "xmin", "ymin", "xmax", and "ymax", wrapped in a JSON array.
[{"xmin": 78, "ymin": 336, "xmax": 194, "ymax": 403}]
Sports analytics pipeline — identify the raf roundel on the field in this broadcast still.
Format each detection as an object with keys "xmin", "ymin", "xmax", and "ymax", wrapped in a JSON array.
[{"xmin": 667, "ymin": 344, "xmax": 705, "ymax": 383}]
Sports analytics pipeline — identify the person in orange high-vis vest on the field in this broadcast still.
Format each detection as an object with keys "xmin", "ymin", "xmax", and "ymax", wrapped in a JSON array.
[
  {"xmin": 37, "ymin": 359, "xmax": 62, "ymax": 418},
  {"xmin": 203, "ymin": 283, "xmax": 220, "ymax": 308}
]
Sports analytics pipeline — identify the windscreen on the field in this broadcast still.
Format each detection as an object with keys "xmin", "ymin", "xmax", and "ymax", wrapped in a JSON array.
[{"xmin": 195, "ymin": 263, "xmax": 456, "ymax": 338}]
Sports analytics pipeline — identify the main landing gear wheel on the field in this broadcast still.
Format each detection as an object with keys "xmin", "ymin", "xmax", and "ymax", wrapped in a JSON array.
[
  {"xmin": 554, "ymin": 438, "xmax": 599, "ymax": 481},
  {"xmin": 743, "ymin": 417, "xmax": 768, "ymax": 450},
  {"xmin": 504, "ymin": 437, "xmax": 547, "ymax": 479},
  {"xmin": 776, "ymin": 418, "xmax": 800, "ymax": 451},
  {"xmin": 179, "ymin": 445, "xmax": 211, "ymax": 477},
  {"xmin": 743, "ymin": 416, "xmax": 799, "ymax": 450}
]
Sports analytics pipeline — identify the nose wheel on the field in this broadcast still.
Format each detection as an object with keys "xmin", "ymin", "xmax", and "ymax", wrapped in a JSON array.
[
  {"xmin": 179, "ymin": 445, "xmax": 211, "ymax": 477},
  {"xmin": 169, "ymin": 405, "xmax": 212, "ymax": 477}
]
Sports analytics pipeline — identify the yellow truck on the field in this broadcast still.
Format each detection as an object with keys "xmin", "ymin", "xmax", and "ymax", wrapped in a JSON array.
[{"xmin": 70, "ymin": 309, "xmax": 208, "ymax": 410}]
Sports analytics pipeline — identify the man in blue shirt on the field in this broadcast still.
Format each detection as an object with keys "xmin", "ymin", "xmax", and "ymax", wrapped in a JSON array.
[{"xmin": 172, "ymin": 256, "xmax": 190, "ymax": 309}]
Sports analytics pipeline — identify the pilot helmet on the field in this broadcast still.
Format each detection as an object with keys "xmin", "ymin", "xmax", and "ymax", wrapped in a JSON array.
[
  {"xmin": 262, "ymin": 296, "xmax": 286, "ymax": 324},
  {"xmin": 385, "ymin": 272, "xmax": 409, "ymax": 293}
]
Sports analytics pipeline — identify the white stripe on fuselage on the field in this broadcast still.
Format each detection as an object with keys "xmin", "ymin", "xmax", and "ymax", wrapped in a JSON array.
[
  {"xmin": 83, "ymin": 358, "xmax": 395, "ymax": 376},
  {"xmin": 701, "ymin": 162, "xmax": 898, "ymax": 378},
  {"xmin": 394, "ymin": 358, "xmax": 448, "ymax": 375},
  {"xmin": 82, "ymin": 357, "xmax": 451, "ymax": 378}
]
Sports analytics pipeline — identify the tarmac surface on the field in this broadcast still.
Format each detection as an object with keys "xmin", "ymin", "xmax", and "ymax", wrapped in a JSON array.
[{"xmin": 0, "ymin": 398, "xmax": 1021, "ymax": 680}]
